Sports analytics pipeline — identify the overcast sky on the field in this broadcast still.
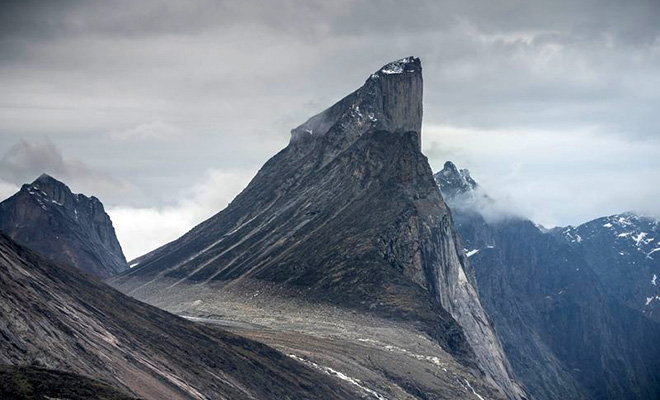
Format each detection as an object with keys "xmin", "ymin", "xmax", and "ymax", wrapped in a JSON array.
[{"xmin": 1, "ymin": 0, "xmax": 659, "ymax": 259}]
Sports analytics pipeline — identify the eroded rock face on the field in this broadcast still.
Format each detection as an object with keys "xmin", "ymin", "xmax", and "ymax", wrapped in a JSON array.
[
  {"xmin": 0, "ymin": 174, "xmax": 127, "ymax": 278},
  {"xmin": 111, "ymin": 57, "xmax": 524, "ymax": 399},
  {"xmin": 438, "ymin": 161, "xmax": 660, "ymax": 400},
  {"xmin": 0, "ymin": 234, "xmax": 356, "ymax": 400}
]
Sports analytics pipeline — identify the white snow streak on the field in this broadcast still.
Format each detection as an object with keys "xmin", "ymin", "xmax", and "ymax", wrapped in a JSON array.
[{"xmin": 288, "ymin": 354, "xmax": 388, "ymax": 400}]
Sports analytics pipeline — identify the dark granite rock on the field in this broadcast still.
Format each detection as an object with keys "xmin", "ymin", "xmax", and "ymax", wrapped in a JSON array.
[{"xmin": 0, "ymin": 174, "xmax": 127, "ymax": 278}]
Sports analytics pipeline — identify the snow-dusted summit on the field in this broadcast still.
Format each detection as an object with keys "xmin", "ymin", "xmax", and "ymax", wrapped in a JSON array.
[{"xmin": 0, "ymin": 174, "xmax": 128, "ymax": 278}]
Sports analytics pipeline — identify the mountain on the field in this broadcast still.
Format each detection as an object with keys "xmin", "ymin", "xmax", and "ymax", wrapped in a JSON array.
[
  {"xmin": 111, "ymin": 57, "xmax": 524, "ymax": 399},
  {"xmin": 0, "ymin": 233, "xmax": 357, "ymax": 399},
  {"xmin": 554, "ymin": 213, "xmax": 660, "ymax": 321},
  {"xmin": 0, "ymin": 174, "xmax": 127, "ymax": 278},
  {"xmin": 433, "ymin": 161, "xmax": 478, "ymax": 199},
  {"xmin": 435, "ymin": 161, "xmax": 660, "ymax": 400}
]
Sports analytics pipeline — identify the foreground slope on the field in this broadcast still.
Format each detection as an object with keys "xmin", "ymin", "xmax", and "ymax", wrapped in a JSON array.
[
  {"xmin": 0, "ymin": 365, "xmax": 137, "ymax": 400},
  {"xmin": 111, "ymin": 57, "xmax": 524, "ymax": 399},
  {"xmin": 0, "ymin": 174, "xmax": 127, "ymax": 278},
  {"xmin": 436, "ymin": 161, "xmax": 660, "ymax": 400},
  {"xmin": 0, "ymin": 233, "xmax": 356, "ymax": 400}
]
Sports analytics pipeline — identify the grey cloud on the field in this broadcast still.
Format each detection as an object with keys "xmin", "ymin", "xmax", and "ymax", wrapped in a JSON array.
[
  {"xmin": 106, "ymin": 121, "xmax": 186, "ymax": 142},
  {"xmin": 0, "ymin": 0, "xmax": 658, "ymax": 254},
  {"xmin": 0, "ymin": 139, "xmax": 138, "ymax": 204}
]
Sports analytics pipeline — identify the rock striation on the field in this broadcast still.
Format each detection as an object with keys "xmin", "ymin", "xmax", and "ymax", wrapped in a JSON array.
[{"xmin": 0, "ymin": 233, "xmax": 356, "ymax": 400}]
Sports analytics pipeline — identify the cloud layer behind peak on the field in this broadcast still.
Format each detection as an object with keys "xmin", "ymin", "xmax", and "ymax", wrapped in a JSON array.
[{"xmin": 1, "ymin": 0, "xmax": 658, "ymax": 256}]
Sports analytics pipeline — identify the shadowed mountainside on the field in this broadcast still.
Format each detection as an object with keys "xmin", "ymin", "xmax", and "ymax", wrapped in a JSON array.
[{"xmin": 0, "ymin": 174, "xmax": 127, "ymax": 278}]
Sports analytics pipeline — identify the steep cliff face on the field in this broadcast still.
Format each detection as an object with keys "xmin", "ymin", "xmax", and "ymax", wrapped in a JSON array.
[
  {"xmin": 0, "ymin": 234, "xmax": 356, "ymax": 400},
  {"xmin": 111, "ymin": 57, "xmax": 524, "ymax": 399},
  {"xmin": 0, "ymin": 174, "xmax": 127, "ymax": 278},
  {"xmin": 436, "ymin": 161, "xmax": 660, "ymax": 400}
]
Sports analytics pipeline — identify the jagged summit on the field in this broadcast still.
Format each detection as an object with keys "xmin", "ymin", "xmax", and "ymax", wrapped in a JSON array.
[
  {"xmin": 374, "ymin": 56, "xmax": 421, "ymax": 75},
  {"xmin": 33, "ymin": 172, "xmax": 55, "ymax": 182},
  {"xmin": 23, "ymin": 173, "xmax": 91, "ymax": 208},
  {"xmin": 434, "ymin": 161, "xmax": 478, "ymax": 200},
  {"xmin": 0, "ymin": 174, "xmax": 127, "ymax": 278},
  {"xmin": 28, "ymin": 173, "xmax": 66, "ymax": 192},
  {"xmin": 291, "ymin": 56, "xmax": 423, "ymax": 151}
]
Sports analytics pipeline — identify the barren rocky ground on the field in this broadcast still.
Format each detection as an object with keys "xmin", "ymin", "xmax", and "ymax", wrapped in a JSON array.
[{"xmin": 128, "ymin": 279, "xmax": 505, "ymax": 400}]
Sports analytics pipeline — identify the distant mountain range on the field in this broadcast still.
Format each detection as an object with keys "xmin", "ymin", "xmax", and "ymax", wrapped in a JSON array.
[{"xmin": 436, "ymin": 161, "xmax": 660, "ymax": 400}]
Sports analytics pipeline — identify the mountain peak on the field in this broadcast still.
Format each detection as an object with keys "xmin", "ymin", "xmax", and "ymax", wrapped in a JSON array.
[
  {"xmin": 33, "ymin": 172, "xmax": 55, "ymax": 182},
  {"xmin": 27, "ymin": 173, "xmax": 73, "ymax": 199},
  {"xmin": 291, "ymin": 56, "xmax": 423, "ymax": 151},
  {"xmin": 434, "ymin": 161, "xmax": 478, "ymax": 200},
  {"xmin": 30, "ymin": 173, "xmax": 61, "ymax": 186},
  {"xmin": 1, "ymin": 175, "xmax": 127, "ymax": 278},
  {"xmin": 373, "ymin": 56, "xmax": 421, "ymax": 76}
]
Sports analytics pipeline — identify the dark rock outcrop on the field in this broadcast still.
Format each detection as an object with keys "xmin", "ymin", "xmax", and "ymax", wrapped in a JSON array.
[
  {"xmin": 0, "ymin": 174, "xmax": 127, "ymax": 278},
  {"xmin": 0, "ymin": 233, "xmax": 356, "ymax": 399},
  {"xmin": 437, "ymin": 161, "xmax": 660, "ymax": 400},
  {"xmin": 111, "ymin": 57, "xmax": 524, "ymax": 399}
]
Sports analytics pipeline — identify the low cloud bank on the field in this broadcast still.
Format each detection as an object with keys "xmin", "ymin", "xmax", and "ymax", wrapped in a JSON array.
[{"xmin": 108, "ymin": 168, "xmax": 255, "ymax": 260}]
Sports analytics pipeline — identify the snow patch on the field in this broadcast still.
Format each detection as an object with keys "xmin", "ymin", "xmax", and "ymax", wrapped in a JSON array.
[
  {"xmin": 357, "ymin": 338, "xmax": 448, "ymax": 369},
  {"xmin": 633, "ymin": 232, "xmax": 649, "ymax": 247},
  {"xmin": 288, "ymin": 354, "xmax": 388, "ymax": 400},
  {"xmin": 464, "ymin": 379, "xmax": 486, "ymax": 400},
  {"xmin": 466, "ymin": 249, "xmax": 480, "ymax": 257},
  {"xmin": 379, "ymin": 57, "xmax": 416, "ymax": 75},
  {"xmin": 465, "ymin": 246, "xmax": 494, "ymax": 258},
  {"xmin": 645, "ymin": 296, "xmax": 660, "ymax": 306},
  {"xmin": 648, "ymin": 248, "xmax": 660, "ymax": 259}
]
